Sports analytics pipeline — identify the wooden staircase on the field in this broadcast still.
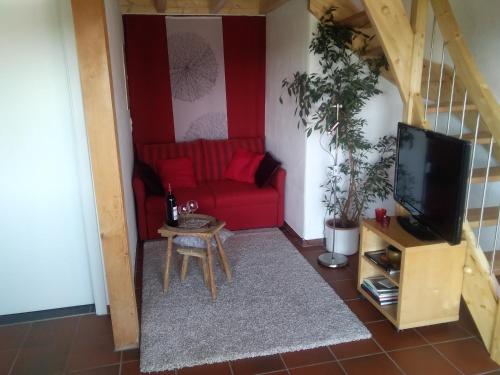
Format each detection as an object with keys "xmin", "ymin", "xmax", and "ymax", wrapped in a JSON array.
[{"xmin": 309, "ymin": 0, "xmax": 500, "ymax": 363}]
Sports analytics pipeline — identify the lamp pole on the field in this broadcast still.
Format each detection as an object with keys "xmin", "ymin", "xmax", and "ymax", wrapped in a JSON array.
[{"xmin": 318, "ymin": 103, "xmax": 348, "ymax": 268}]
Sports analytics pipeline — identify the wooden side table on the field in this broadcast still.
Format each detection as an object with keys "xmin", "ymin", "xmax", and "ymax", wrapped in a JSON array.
[{"xmin": 157, "ymin": 214, "xmax": 232, "ymax": 301}]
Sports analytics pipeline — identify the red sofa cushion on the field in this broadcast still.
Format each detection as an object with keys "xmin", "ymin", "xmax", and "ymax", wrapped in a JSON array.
[
  {"xmin": 156, "ymin": 157, "xmax": 197, "ymax": 190},
  {"xmin": 145, "ymin": 183, "xmax": 215, "ymax": 213},
  {"xmin": 202, "ymin": 138, "xmax": 264, "ymax": 181},
  {"xmin": 207, "ymin": 180, "xmax": 278, "ymax": 208},
  {"xmin": 139, "ymin": 140, "xmax": 205, "ymax": 182},
  {"xmin": 224, "ymin": 148, "xmax": 264, "ymax": 184}
]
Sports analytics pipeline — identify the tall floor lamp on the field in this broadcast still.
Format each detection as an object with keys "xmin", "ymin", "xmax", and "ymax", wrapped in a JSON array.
[{"xmin": 318, "ymin": 104, "xmax": 348, "ymax": 268}]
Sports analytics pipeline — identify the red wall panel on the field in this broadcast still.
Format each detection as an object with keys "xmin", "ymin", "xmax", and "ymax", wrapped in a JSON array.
[
  {"xmin": 222, "ymin": 17, "xmax": 266, "ymax": 140},
  {"xmin": 123, "ymin": 15, "xmax": 175, "ymax": 145},
  {"xmin": 123, "ymin": 15, "xmax": 266, "ymax": 145}
]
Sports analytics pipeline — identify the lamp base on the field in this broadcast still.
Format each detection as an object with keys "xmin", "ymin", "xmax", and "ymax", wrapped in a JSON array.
[{"xmin": 318, "ymin": 252, "xmax": 348, "ymax": 268}]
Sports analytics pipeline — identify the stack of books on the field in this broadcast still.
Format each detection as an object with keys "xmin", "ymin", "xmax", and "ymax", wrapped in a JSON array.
[{"xmin": 361, "ymin": 276, "xmax": 399, "ymax": 306}]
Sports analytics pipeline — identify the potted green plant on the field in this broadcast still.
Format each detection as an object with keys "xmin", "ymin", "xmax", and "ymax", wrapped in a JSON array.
[{"xmin": 280, "ymin": 9, "xmax": 396, "ymax": 255}]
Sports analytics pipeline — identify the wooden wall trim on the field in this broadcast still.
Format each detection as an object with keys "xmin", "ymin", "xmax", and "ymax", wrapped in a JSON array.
[{"xmin": 71, "ymin": 0, "xmax": 139, "ymax": 350}]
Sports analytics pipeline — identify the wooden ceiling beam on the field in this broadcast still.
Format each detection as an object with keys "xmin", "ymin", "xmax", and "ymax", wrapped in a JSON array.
[
  {"xmin": 259, "ymin": 0, "xmax": 289, "ymax": 14},
  {"xmin": 338, "ymin": 10, "xmax": 370, "ymax": 27},
  {"xmin": 153, "ymin": 0, "xmax": 166, "ymax": 13},
  {"xmin": 308, "ymin": 0, "xmax": 362, "ymax": 21},
  {"xmin": 362, "ymin": 0, "xmax": 414, "ymax": 105},
  {"xmin": 209, "ymin": 0, "xmax": 226, "ymax": 14},
  {"xmin": 121, "ymin": 0, "xmax": 261, "ymax": 15}
]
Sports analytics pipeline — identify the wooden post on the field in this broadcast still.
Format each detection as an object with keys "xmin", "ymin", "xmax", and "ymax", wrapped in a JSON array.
[
  {"xmin": 403, "ymin": 0, "xmax": 428, "ymax": 127},
  {"xmin": 71, "ymin": 0, "xmax": 139, "ymax": 350}
]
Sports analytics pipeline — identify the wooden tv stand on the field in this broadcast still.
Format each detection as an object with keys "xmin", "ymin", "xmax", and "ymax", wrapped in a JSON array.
[{"xmin": 358, "ymin": 217, "xmax": 466, "ymax": 330}]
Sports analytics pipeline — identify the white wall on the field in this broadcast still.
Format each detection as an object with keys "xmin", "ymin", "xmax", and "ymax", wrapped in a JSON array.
[
  {"xmin": 104, "ymin": 0, "xmax": 138, "ymax": 273},
  {"xmin": 452, "ymin": 1, "xmax": 500, "ymax": 102},
  {"xmin": 266, "ymin": 0, "xmax": 402, "ymax": 240},
  {"xmin": 451, "ymin": 0, "xmax": 500, "ymax": 252},
  {"xmin": 0, "ymin": 0, "xmax": 106, "ymax": 314},
  {"xmin": 265, "ymin": 0, "xmax": 311, "ymax": 237}
]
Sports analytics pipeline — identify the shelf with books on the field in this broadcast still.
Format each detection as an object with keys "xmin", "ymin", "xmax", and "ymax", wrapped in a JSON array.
[
  {"xmin": 358, "ymin": 286, "xmax": 398, "ymax": 325},
  {"xmin": 357, "ymin": 217, "xmax": 467, "ymax": 330},
  {"xmin": 362, "ymin": 253, "xmax": 400, "ymax": 286}
]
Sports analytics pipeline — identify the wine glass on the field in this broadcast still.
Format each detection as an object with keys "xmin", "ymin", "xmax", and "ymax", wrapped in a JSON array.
[
  {"xmin": 187, "ymin": 200, "xmax": 198, "ymax": 214},
  {"xmin": 178, "ymin": 203, "xmax": 189, "ymax": 224}
]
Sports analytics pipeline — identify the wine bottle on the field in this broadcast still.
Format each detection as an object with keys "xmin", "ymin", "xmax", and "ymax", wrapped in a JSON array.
[{"xmin": 166, "ymin": 183, "xmax": 178, "ymax": 227}]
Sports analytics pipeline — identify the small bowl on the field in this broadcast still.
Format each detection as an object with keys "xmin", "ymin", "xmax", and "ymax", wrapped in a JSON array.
[{"xmin": 386, "ymin": 245, "xmax": 401, "ymax": 267}]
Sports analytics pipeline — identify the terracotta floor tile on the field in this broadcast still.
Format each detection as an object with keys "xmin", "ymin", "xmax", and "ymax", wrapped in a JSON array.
[
  {"xmin": 435, "ymin": 338, "xmax": 500, "ymax": 374},
  {"xmin": 340, "ymin": 353, "xmax": 402, "ymax": 375},
  {"xmin": 288, "ymin": 361, "xmax": 344, "ymax": 375},
  {"xmin": 0, "ymin": 349, "xmax": 17, "ymax": 375},
  {"xmin": 0, "ymin": 324, "xmax": 30, "ymax": 350},
  {"xmin": 177, "ymin": 362, "xmax": 232, "ymax": 375},
  {"xmin": 120, "ymin": 361, "xmax": 140, "ymax": 375},
  {"xmin": 330, "ymin": 338, "xmax": 382, "ymax": 360},
  {"xmin": 66, "ymin": 334, "xmax": 120, "ymax": 372},
  {"xmin": 10, "ymin": 344, "xmax": 68, "ymax": 375},
  {"xmin": 344, "ymin": 299, "xmax": 386, "ymax": 323},
  {"xmin": 230, "ymin": 354, "xmax": 285, "ymax": 375},
  {"xmin": 303, "ymin": 255, "xmax": 355, "ymax": 282},
  {"xmin": 280, "ymin": 347, "xmax": 334, "ymax": 368},
  {"xmin": 300, "ymin": 249, "xmax": 327, "ymax": 262},
  {"xmin": 122, "ymin": 348, "xmax": 140, "ymax": 362},
  {"xmin": 367, "ymin": 321, "xmax": 427, "ymax": 351},
  {"xmin": 329, "ymin": 279, "xmax": 359, "ymax": 300},
  {"xmin": 70, "ymin": 365, "xmax": 120, "ymax": 375},
  {"xmin": 122, "ymin": 361, "xmax": 176, "ymax": 375},
  {"xmin": 416, "ymin": 321, "xmax": 472, "ymax": 343},
  {"xmin": 76, "ymin": 315, "xmax": 113, "ymax": 339},
  {"xmin": 24, "ymin": 316, "xmax": 78, "ymax": 348},
  {"xmin": 388, "ymin": 346, "xmax": 461, "ymax": 375},
  {"xmin": 317, "ymin": 265, "xmax": 355, "ymax": 282}
]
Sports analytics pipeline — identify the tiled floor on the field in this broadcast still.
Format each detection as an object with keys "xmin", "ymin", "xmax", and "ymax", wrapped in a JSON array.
[{"xmin": 1, "ymin": 228, "xmax": 499, "ymax": 375}]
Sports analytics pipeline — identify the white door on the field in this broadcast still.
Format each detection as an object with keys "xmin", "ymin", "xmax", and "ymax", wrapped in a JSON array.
[{"xmin": 0, "ymin": 0, "xmax": 106, "ymax": 315}]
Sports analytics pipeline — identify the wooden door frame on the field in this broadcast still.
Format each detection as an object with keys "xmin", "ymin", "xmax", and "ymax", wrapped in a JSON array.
[{"xmin": 71, "ymin": 0, "xmax": 139, "ymax": 350}]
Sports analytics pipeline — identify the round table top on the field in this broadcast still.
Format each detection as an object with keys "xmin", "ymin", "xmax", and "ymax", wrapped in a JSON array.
[{"xmin": 158, "ymin": 213, "xmax": 224, "ymax": 236}]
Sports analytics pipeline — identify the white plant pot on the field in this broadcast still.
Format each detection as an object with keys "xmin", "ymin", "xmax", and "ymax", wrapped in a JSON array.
[{"xmin": 325, "ymin": 220, "xmax": 360, "ymax": 255}]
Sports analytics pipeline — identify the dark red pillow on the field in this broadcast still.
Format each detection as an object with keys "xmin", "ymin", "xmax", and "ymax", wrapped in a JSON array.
[
  {"xmin": 224, "ymin": 149, "xmax": 264, "ymax": 184},
  {"xmin": 135, "ymin": 160, "xmax": 165, "ymax": 196},
  {"xmin": 156, "ymin": 157, "xmax": 197, "ymax": 190},
  {"xmin": 255, "ymin": 152, "xmax": 281, "ymax": 187}
]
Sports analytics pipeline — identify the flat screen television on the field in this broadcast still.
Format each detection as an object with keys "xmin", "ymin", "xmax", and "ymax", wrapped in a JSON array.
[{"xmin": 394, "ymin": 123, "xmax": 472, "ymax": 245}]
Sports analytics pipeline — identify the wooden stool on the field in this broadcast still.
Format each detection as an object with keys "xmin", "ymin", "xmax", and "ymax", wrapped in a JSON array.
[
  {"xmin": 158, "ymin": 214, "xmax": 232, "ymax": 302},
  {"xmin": 176, "ymin": 247, "xmax": 209, "ymax": 286}
]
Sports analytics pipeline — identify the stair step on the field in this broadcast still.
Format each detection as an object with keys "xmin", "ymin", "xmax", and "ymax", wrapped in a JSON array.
[
  {"xmin": 427, "ymin": 103, "xmax": 477, "ymax": 113},
  {"xmin": 338, "ymin": 11, "xmax": 371, "ymax": 28},
  {"xmin": 471, "ymin": 167, "xmax": 500, "ymax": 184},
  {"xmin": 462, "ymin": 132, "xmax": 494, "ymax": 145},
  {"xmin": 468, "ymin": 207, "xmax": 499, "ymax": 228}
]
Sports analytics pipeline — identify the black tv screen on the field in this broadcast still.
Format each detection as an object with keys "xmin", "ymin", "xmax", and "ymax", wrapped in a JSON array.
[{"xmin": 394, "ymin": 123, "xmax": 471, "ymax": 245}]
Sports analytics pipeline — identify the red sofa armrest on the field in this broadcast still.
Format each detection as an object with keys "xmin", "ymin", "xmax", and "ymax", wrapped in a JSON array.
[
  {"xmin": 270, "ymin": 167, "xmax": 286, "ymax": 226},
  {"xmin": 132, "ymin": 175, "xmax": 149, "ymax": 241}
]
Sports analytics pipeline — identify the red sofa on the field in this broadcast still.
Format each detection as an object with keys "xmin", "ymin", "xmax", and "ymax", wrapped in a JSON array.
[{"xmin": 133, "ymin": 137, "xmax": 285, "ymax": 240}]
